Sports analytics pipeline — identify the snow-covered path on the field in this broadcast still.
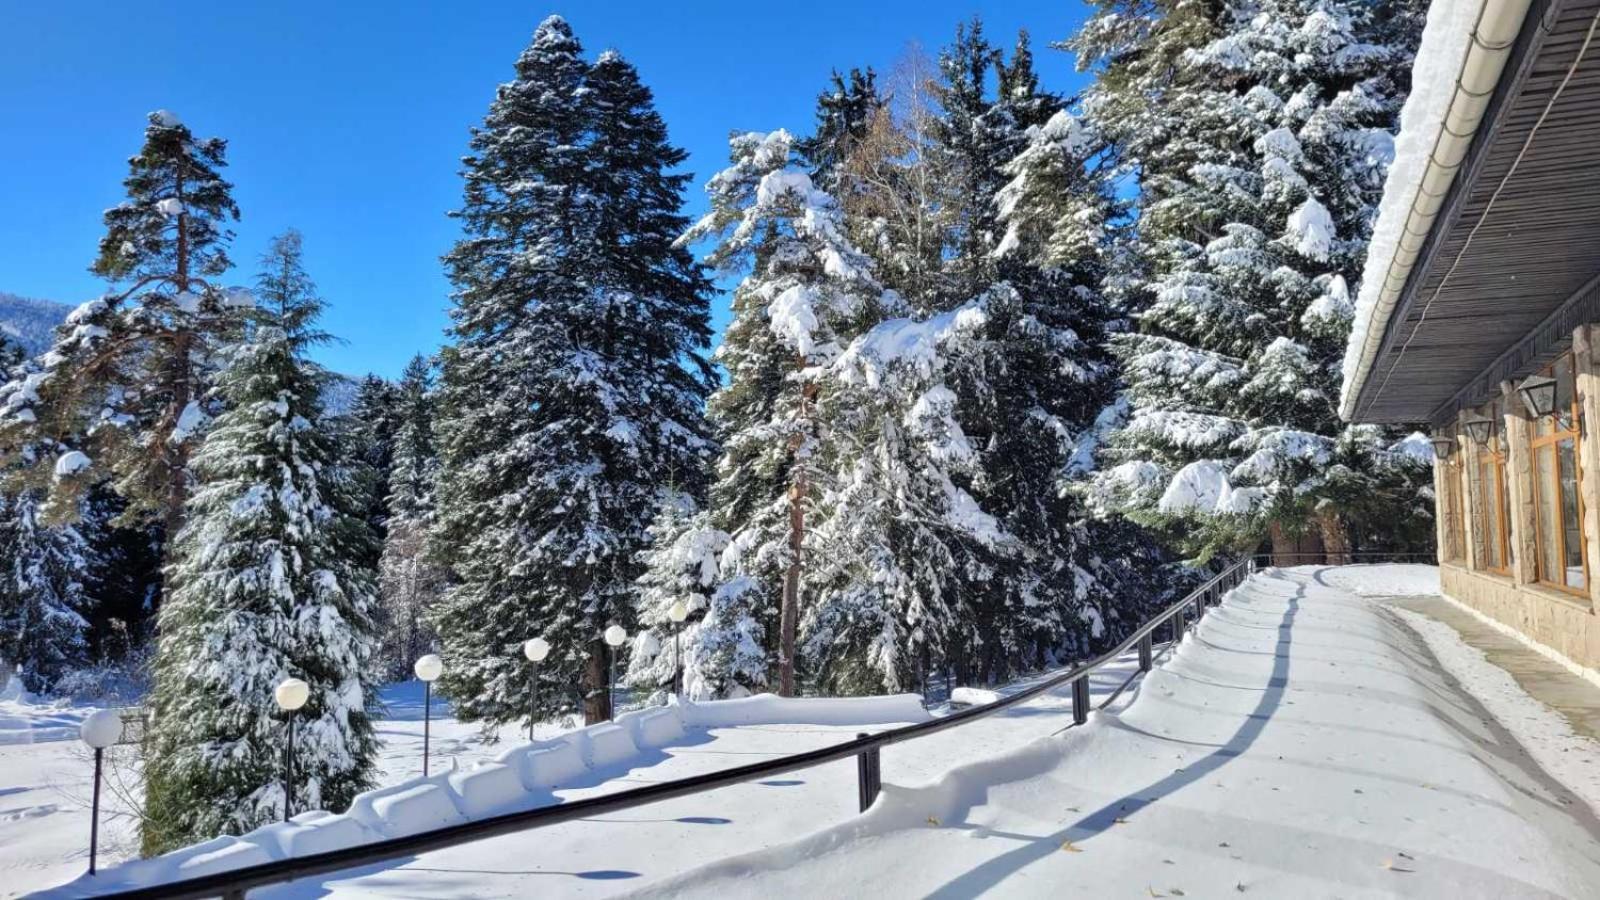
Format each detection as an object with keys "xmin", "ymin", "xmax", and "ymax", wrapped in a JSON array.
[{"xmin": 642, "ymin": 567, "xmax": 1600, "ymax": 899}]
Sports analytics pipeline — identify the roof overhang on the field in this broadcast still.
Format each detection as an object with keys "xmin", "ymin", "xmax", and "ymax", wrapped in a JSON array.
[{"xmin": 1342, "ymin": 0, "xmax": 1600, "ymax": 426}]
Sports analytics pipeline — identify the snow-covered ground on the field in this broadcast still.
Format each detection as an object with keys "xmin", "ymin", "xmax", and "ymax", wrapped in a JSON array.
[
  {"xmin": 0, "ymin": 681, "xmax": 552, "ymax": 898},
  {"xmin": 642, "ymin": 565, "xmax": 1600, "ymax": 899},
  {"xmin": 18, "ymin": 564, "xmax": 1600, "ymax": 898},
  {"xmin": 14, "ymin": 647, "xmax": 1148, "ymax": 898}
]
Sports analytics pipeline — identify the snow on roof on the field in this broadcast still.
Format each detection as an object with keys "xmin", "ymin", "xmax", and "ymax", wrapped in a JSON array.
[{"xmin": 1339, "ymin": 0, "xmax": 1531, "ymax": 421}]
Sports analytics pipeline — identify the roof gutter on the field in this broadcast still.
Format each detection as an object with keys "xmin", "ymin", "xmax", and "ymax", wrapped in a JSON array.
[{"xmin": 1338, "ymin": 0, "xmax": 1533, "ymax": 422}]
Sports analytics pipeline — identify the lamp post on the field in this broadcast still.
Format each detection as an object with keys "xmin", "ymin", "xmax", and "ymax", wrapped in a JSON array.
[
  {"xmin": 667, "ymin": 600, "xmax": 689, "ymax": 696},
  {"xmin": 413, "ymin": 654, "xmax": 443, "ymax": 777},
  {"xmin": 522, "ymin": 637, "xmax": 550, "ymax": 743},
  {"xmin": 79, "ymin": 709, "xmax": 122, "ymax": 875},
  {"xmin": 604, "ymin": 624, "xmax": 627, "ymax": 721},
  {"xmin": 274, "ymin": 678, "xmax": 310, "ymax": 822}
]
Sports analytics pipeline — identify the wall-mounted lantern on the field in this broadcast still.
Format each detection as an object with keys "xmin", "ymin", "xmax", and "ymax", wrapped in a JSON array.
[
  {"xmin": 1464, "ymin": 417, "xmax": 1494, "ymax": 445},
  {"xmin": 1517, "ymin": 374, "xmax": 1559, "ymax": 418},
  {"xmin": 1429, "ymin": 436, "xmax": 1456, "ymax": 459}
]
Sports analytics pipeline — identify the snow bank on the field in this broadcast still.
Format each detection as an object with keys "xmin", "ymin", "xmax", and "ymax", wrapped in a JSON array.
[
  {"xmin": 680, "ymin": 692, "xmax": 930, "ymax": 728},
  {"xmin": 1311, "ymin": 562, "xmax": 1440, "ymax": 596},
  {"xmin": 52, "ymin": 691, "xmax": 927, "ymax": 895}
]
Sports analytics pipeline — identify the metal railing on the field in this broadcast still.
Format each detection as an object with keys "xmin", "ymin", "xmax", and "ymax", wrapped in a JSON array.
[{"xmin": 92, "ymin": 558, "xmax": 1259, "ymax": 900}]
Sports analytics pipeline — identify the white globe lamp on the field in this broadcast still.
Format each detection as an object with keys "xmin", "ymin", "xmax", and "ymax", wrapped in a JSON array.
[
  {"xmin": 80, "ymin": 709, "xmax": 123, "ymax": 875},
  {"xmin": 413, "ymin": 654, "xmax": 443, "ymax": 683}
]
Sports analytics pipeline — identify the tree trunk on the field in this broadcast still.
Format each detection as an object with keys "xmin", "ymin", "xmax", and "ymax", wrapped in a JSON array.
[
  {"xmin": 583, "ymin": 639, "xmax": 611, "ymax": 725},
  {"xmin": 1317, "ymin": 507, "xmax": 1352, "ymax": 566},
  {"xmin": 1268, "ymin": 519, "xmax": 1297, "ymax": 568}
]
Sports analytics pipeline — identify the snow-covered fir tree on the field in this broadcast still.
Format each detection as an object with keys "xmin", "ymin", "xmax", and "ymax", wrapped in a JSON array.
[
  {"xmin": 375, "ymin": 354, "xmax": 444, "ymax": 680},
  {"xmin": 0, "ymin": 110, "xmax": 245, "ymax": 541},
  {"xmin": 142, "ymin": 231, "xmax": 379, "ymax": 853},
  {"xmin": 796, "ymin": 67, "xmax": 883, "ymax": 194},
  {"xmin": 625, "ymin": 495, "xmax": 743, "ymax": 699},
  {"xmin": 677, "ymin": 129, "xmax": 885, "ymax": 696},
  {"xmin": 434, "ymin": 17, "xmax": 714, "ymax": 725},
  {"xmin": 0, "ymin": 342, "xmax": 93, "ymax": 693},
  {"xmin": 807, "ymin": 296, "xmax": 1004, "ymax": 694},
  {"xmin": 1075, "ymin": 0, "xmax": 1431, "ymax": 560},
  {"xmin": 341, "ymin": 374, "xmax": 401, "ymax": 567}
]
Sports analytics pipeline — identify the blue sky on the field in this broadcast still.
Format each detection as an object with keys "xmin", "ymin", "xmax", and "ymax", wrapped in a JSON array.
[{"xmin": 1, "ymin": 1, "xmax": 1092, "ymax": 378}]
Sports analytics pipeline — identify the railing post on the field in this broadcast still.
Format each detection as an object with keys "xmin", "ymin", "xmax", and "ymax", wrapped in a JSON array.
[
  {"xmin": 1174, "ymin": 609, "xmax": 1186, "ymax": 644},
  {"xmin": 856, "ymin": 733, "xmax": 880, "ymax": 813},
  {"xmin": 1071, "ymin": 675, "xmax": 1089, "ymax": 726},
  {"xmin": 1138, "ymin": 633, "xmax": 1153, "ymax": 672}
]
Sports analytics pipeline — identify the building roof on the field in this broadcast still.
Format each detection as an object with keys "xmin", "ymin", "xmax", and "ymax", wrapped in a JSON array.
[{"xmin": 1341, "ymin": 0, "xmax": 1600, "ymax": 425}]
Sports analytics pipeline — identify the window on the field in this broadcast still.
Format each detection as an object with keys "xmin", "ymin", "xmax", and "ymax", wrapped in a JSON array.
[
  {"xmin": 1530, "ymin": 353, "xmax": 1588, "ymax": 593},
  {"xmin": 1443, "ymin": 453, "xmax": 1466, "ymax": 563},
  {"xmin": 1473, "ymin": 400, "xmax": 1511, "ymax": 574}
]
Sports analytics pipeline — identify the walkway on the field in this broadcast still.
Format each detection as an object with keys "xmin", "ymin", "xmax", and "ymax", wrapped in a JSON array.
[{"xmin": 641, "ymin": 566, "xmax": 1600, "ymax": 899}]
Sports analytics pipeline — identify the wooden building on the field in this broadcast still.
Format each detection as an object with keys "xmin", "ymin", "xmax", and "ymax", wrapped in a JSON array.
[{"xmin": 1343, "ymin": 0, "xmax": 1600, "ymax": 674}]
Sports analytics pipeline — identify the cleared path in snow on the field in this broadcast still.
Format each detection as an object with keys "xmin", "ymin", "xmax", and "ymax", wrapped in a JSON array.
[{"xmin": 641, "ymin": 566, "xmax": 1600, "ymax": 899}]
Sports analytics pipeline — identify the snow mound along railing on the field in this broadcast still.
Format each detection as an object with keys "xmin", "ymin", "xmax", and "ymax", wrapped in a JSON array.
[{"xmin": 75, "ymin": 561, "xmax": 1255, "ymax": 900}]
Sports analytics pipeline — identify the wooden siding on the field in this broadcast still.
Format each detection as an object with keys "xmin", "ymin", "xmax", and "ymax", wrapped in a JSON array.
[{"xmin": 1350, "ymin": 0, "xmax": 1600, "ymax": 425}]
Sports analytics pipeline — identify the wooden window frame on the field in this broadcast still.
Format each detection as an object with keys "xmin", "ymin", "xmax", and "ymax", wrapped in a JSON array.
[
  {"xmin": 1444, "ymin": 453, "xmax": 1466, "ymax": 563},
  {"xmin": 1474, "ymin": 419, "xmax": 1512, "ymax": 576},
  {"xmin": 1529, "ymin": 353, "xmax": 1589, "ymax": 595}
]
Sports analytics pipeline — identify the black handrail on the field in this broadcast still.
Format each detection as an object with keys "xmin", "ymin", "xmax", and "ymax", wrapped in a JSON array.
[{"xmin": 81, "ymin": 558, "xmax": 1258, "ymax": 900}]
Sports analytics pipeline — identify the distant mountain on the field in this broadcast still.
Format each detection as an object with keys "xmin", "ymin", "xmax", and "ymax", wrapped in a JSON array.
[{"xmin": 0, "ymin": 291, "xmax": 72, "ymax": 356}]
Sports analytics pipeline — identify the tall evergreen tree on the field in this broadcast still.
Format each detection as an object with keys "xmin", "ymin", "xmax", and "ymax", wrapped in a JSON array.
[
  {"xmin": 677, "ymin": 129, "xmax": 884, "ymax": 696},
  {"xmin": 796, "ymin": 67, "xmax": 883, "ymax": 194},
  {"xmin": 1077, "ymin": 0, "xmax": 1431, "ymax": 560},
  {"xmin": 0, "ymin": 340, "xmax": 93, "ymax": 693},
  {"xmin": 342, "ymin": 374, "xmax": 401, "ymax": 565},
  {"xmin": 142, "ymin": 231, "xmax": 378, "ymax": 853},
  {"xmin": 375, "ymin": 354, "xmax": 444, "ymax": 679},
  {"xmin": 0, "ymin": 110, "xmax": 244, "ymax": 541},
  {"xmin": 434, "ymin": 17, "xmax": 714, "ymax": 725}
]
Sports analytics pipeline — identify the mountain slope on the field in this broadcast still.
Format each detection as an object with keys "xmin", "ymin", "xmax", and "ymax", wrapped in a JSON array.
[{"xmin": 0, "ymin": 292, "xmax": 72, "ymax": 356}]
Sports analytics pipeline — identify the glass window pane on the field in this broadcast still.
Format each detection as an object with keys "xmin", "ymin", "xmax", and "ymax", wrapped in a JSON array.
[
  {"xmin": 1486, "ymin": 461, "xmax": 1504, "ymax": 570},
  {"xmin": 1473, "ymin": 459, "xmax": 1488, "ymax": 566},
  {"xmin": 1538, "ymin": 444, "xmax": 1561, "ymax": 583},
  {"xmin": 1556, "ymin": 356, "xmax": 1576, "ymax": 433},
  {"xmin": 1560, "ymin": 439, "xmax": 1586, "ymax": 589}
]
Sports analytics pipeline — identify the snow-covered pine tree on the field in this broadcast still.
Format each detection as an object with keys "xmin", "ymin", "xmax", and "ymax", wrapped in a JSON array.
[
  {"xmin": 678, "ymin": 129, "xmax": 883, "ymax": 696},
  {"xmin": 1076, "ymin": 0, "xmax": 1430, "ymax": 561},
  {"xmin": 625, "ymin": 495, "xmax": 744, "ymax": 699},
  {"xmin": 0, "ymin": 341, "xmax": 93, "ymax": 693},
  {"xmin": 342, "ymin": 374, "xmax": 401, "ymax": 566},
  {"xmin": 807, "ymin": 296, "xmax": 1005, "ymax": 694},
  {"xmin": 375, "ymin": 354, "xmax": 444, "ymax": 680},
  {"xmin": 142, "ymin": 231, "xmax": 378, "ymax": 853},
  {"xmin": 0, "ymin": 488, "xmax": 92, "ymax": 694},
  {"xmin": 434, "ymin": 18, "xmax": 714, "ymax": 725},
  {"xmin": 0, "ymin": 110, "xmax": 244, "ymax": 540},
  {"xmin": 796, "ymin": 67, "xmax": 883, "ymax": 194}
]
